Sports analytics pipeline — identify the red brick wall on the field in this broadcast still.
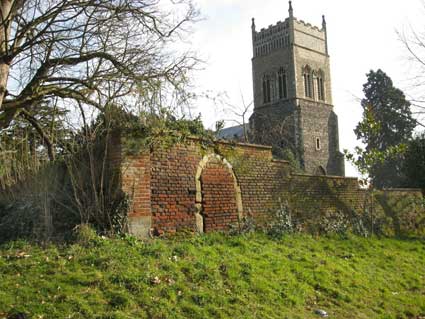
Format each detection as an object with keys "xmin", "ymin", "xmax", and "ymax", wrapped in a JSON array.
[
  {"xmin": 288, "ymin": 174, "xmax": 366, "ymax": 213},
  {"xmin": 149, "ymin": 143, "xmax": 200, "ymax": 234},
  {"xmin": 236, "ymin": 158, "xmax": 290, "ymax": 222},
  {"xmin": 115, "ymin": 136, "xmax": 424, "ymax": 237},
  {"xmin": 201, "ymin": 158, "xmax": 239, "ymax": 232},
  {"xmin": 121, "ymin": 140, "xmax": 293, "ymax": 234},
  {"xmin": 121, "ymin": 152, "xmax": 151, "ymax": 217}
]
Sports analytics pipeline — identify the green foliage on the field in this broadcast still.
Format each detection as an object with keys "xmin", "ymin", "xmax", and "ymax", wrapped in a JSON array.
[
  {"xmin": 403, "ymin": 132, "xmax": 425, "ymax": 189},
  {"xmin": 356, "ymin": 70, "xmax": 415, "ymax": 148},
  {"xmin": 229, "ymin": 215, "xmax": 257, "ymax": 235},
  {"xmin": 0, "ymin": 234, "xmax": 424, "ymax": 318},
  {"xmin": 272, "ymin": 148, "xmax": 302, "ymax": 172},
  {"xmin": 73, "ymin": 225, "xmax": 104, "ymax": 247},
  {"xmin": 344, "ymin": 144, "xmax": 407, "ymax": 178},
  {"xmin": 267, "ymin": 199, "xmax": 294, "ymax": 238},
  {"xmin": 351, "ymin": 69, "xmax": 416, "ymax": 188},
  {"xmin": 116, "ymin": 109, "xmax": 215, "ymax": 155}
]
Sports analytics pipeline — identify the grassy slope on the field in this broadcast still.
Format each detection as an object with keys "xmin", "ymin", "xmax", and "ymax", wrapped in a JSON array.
[{"xmin": 0, "ymin": 233, "xmax": 424, "ymax": 319}]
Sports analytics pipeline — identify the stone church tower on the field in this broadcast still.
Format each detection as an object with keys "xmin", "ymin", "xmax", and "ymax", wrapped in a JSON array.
[{"xmin": 249, "ymin": 1, "xmax": 345, "ymax": 176}]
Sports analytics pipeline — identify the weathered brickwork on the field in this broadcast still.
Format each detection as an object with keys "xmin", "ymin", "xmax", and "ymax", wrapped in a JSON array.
[
  {"xmin": 287, "ymin": 174, "xmax": 367, "ymax": 220},
  {"xmin": 114, "ymin": 137, "xmax": 424, "ymax": 238},
  {"xmin": 201, "ymin": 158, "xmax": 239, "ymax": 232},
  {"xmin": 234, "ymin": 158, "xmax": 290, "ymax": 223},
  {"xmin": 149, "ymin": 143, "xmax": 200, "ymax": 235}
]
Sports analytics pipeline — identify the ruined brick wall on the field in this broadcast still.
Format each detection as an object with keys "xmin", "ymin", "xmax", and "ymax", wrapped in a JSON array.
[
  {"xmin": 117, "ymin": 138, "xmax": 291, "ymax": 236},
  {"xmin": 149, "ymin": 142, "xmax": 200, "ymax": 235},
  {"xmin": 115, "ymin": 137, "xmax": 424, "ymax": 238},
  {"xmin": 144, "ymin": 140, "xmax": 288, "ymax": 235},
  {"xmin": 288, "ymin": 174, "xmax": 365, "ymax": 213},
  {"xmin": 201, "ymin": 157, "xmax": 239, "ymax": 232},
  {"xmin": 121, "ymin": 151, "xmax": 151, "ymax": 235},
  {"xmin": 228, "ymin": 152, "xmax": 291, "ymax": 223},
  {"xmin": 372, "ymin": 189, "xmax": 425, "ymax": 237},
  {"xmin": 283, "ymin": 175, "xmax": 424, "ymax": 236}
]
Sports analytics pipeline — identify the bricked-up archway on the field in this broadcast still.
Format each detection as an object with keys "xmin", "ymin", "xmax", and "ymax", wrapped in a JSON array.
[{"xmin": 195, "ymin": 154, "xmax": 243, "ymax": 233}]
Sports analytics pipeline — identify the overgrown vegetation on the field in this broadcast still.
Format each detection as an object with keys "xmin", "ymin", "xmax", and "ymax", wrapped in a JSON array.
[
  {"xmin": 118, "ymin": 111, "xmax": 217, "ymax": 156},
  {"xmin": 0, "ymin": 0, "xmax": 205, "ymax": 242},
  {"xmin": 0, "ymin": 108, "xmax": 218, "ymax": 243},
  {"xmin": 268, "ymin": 184, "xmax": 425, "ymax": 239},
  {"xmin": 0, "ymin": 230, "xmax": 424, "ymax": 319}
]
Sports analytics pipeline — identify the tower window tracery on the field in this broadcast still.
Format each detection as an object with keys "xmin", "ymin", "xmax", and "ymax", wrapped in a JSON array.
[
  {"xmin": 278, "ymin": 68, "xmax": 288, "ymax": 99},
  {"xmin": 303, "ymin": 66, "xmax": 314, "ymax": 98},
  {"xmin": 263, "ymin": 75, "xmax": 271, "ymax": 103},
  {"xmin": 317, "ymin": 70, "xmax": 325, "ymax": 101}
]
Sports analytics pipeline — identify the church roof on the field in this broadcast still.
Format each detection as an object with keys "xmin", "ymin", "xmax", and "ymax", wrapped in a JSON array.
[{"xmin": 217, "ymin": 124, "xmax": 250, "ymax": 140}]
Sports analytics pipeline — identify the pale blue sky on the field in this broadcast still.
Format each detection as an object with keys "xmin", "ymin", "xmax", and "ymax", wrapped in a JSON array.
[{"xmin": 190, "ymin": 0, "xmax": 425, "ymax": 177}]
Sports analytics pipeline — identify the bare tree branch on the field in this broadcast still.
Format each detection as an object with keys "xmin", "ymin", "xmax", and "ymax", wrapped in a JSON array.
[{"xmin": 0, "ymin": 0, "xmax": 200, "ymax": 159}]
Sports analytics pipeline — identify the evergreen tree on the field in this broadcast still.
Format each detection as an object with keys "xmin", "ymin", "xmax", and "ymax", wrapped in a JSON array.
[
  {"xmin": 355, "ymin": 69, "xmax": 416, "ymax": 188},
  {"xmin": 403, "ymin": 133, "xmax": 425, "ymax": 189}
]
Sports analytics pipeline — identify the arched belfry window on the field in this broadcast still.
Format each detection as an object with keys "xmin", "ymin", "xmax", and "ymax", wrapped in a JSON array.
[
  {"xmin": 303, "ymin": 66, "xmax": 314, "ymax": 99},
  {"xmin": 317, "ymin": 70, "xmax": 325, "ymax": 101},
  {"xmin": 278, "ymin": 68, "xmax": 288, "ymax": 99},
  {"xmin": 263, "ymin": 75, "xmax": 271, "ymax": 104}
]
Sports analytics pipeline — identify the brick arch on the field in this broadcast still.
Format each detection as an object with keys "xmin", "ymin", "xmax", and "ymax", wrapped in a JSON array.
[{"xmin": 195, "ymin": 154, "xmax": 243, "ymax": 233}]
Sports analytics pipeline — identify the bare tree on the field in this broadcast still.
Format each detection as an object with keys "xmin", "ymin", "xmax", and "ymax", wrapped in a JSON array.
[
  {"xmin": 253, "ymin": 112, "xmax": 298, "ymax": 154},
  {"xmin": 398, "ymin": 15, "xmax": 425, "ymax": 128},
  {"xmin": 0, "ymin": 0, "xmax": 199, "ymax": 159},
  {"xmin": 220, "ymin": 91, "xmax": 253, "ymax": 143}
]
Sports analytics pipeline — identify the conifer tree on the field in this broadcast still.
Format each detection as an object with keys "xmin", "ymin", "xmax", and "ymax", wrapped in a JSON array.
[
  {"xmin": 403, "ymin": 133, "xmax": 425, "ymax": 189},
  {"xmin": 354, "ymin": 69, "xmax": 416, "ymax": 188}
]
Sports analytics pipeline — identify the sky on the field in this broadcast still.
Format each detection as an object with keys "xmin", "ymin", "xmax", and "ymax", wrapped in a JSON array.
[{"xmin": 188, "ymin": 0, "xmax": 425, "ymax": 177}]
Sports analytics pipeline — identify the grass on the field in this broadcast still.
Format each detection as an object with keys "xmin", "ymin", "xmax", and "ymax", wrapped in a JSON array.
[{"xmin": 0, "ymin": 231, "xmax": 424, "ymax": 319}]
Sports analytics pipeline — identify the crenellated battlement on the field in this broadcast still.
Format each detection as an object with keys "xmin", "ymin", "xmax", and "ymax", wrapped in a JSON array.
[
  {"xmin": 293, "ymin": 18, "xmax": 326, "ymax": 48},
  {"xmin": 294, "ymin": 18, "xmax": 324, "ymax": 33},
  {"xmin": 252, "ymin": 7, "xmax": 326, "ymax": 58},
  {"xmin": 252, "ymin": 19, "xmax": 291, "ymax": 57}
]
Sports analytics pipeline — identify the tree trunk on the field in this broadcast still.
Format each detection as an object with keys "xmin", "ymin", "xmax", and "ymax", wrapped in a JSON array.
[
  {"xmin": 0, "ymin": 0, "xmax": 14, "ymax": 109},
  {"xmin": 0, "ymin": 63, "xmax": 10, "ymax": 106}
]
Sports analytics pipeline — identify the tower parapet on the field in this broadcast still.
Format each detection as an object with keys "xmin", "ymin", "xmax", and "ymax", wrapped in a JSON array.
[
  {"xmin": 292, "ymin": 18, "xmax": 327, "ymax": 55},
  {"xmin": 252, "ymin": 20, "xmax": 291, "ymax": 57},
  {"xmin": 252, "ymin": 17, "xmax": 327, "ymax": 58}
]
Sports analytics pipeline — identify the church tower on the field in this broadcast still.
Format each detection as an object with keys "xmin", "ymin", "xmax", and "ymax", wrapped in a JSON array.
[{"xmin": 249, "ymin": 1, "xmax": 344, "ymax": 176}]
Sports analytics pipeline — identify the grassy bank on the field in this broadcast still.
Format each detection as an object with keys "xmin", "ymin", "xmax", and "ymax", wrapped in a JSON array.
[{"xmin": 0, "ymin": 232, "xmax": 424, "ymax": 319}]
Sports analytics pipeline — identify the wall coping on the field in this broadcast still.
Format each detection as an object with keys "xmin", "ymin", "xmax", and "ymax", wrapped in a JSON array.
[
  {"xmin": 381, "ymin": 188, "xmax": 424, "ymax": 192},
  {"xmin": 290, "ymin": 176, "xmax": 422, "ymax": 193},
  {"xmin": 292, "ymin": 173, "xmax": 359, "ymax": 181},
  {"xmin": 272, "ymin": 159, "xmax": 290, "ymax": 164},
  {"xmin": 187, "ymin": 136, "xmax": 273, "ymax": 150},
  {"xmin": 116, "ymin": 130, "xmax": 273, "ymax": 151}
]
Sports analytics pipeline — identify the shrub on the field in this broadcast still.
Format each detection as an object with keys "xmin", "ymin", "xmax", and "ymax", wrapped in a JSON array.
[{"xmin": 267, "ymin": 200, "xmax": 294, "ymax": 238}]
